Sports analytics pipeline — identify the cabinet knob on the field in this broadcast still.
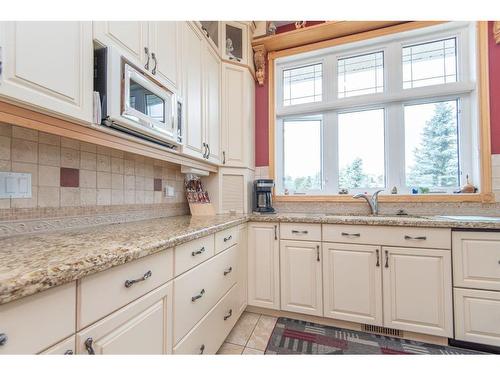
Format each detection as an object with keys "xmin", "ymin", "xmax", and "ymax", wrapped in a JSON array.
[{"xmin": 0, "ymin": 333, "xmax": 7, "ymax": 346}]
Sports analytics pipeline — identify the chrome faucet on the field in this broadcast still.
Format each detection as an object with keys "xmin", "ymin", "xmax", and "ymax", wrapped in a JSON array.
[{"xmin": 352, "ymin": 190, "xmax": 383, "ymax": 215}]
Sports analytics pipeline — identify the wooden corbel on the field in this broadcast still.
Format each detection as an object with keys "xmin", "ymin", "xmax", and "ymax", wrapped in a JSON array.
[
  {"xmin": 494, "ymin": 21, "xmax": 500, "ymax": 44},
  {"xmin": 253, "ymin": 44, "xmax": 267, "ymax": 86}
]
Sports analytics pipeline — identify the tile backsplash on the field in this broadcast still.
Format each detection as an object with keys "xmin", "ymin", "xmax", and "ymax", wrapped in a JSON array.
[{"xmin": 0, "ymin": 123, "xmax": 188, "ymax": 221}]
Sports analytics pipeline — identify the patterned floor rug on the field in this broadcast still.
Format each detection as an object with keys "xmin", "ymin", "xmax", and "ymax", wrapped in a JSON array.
[{"xmin": 265, "ymin": 318, "xmax": 484, "ymax": 355}]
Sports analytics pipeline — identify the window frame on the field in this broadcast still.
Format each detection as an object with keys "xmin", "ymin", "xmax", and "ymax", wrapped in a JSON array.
[{"xmin": 274, "ymin": 21, "xmax": 478, "ymax": 197}]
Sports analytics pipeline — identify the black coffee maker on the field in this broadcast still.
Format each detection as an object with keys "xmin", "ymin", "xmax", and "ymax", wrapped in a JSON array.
[{"xmin": 254, "ymin": 179, "xmax": 275, "ymax": 213}]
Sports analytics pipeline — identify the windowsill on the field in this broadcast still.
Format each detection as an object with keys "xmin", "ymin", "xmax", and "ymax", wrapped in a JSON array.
[{"xmin": 274, "ymin": 193, "xmax": 495, "ymax": 203}]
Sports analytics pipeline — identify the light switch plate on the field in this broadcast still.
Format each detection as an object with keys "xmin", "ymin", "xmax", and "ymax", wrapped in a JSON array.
[{"xmin": 0, "ymin": 172, "xmax": 32, "ymax": 198}]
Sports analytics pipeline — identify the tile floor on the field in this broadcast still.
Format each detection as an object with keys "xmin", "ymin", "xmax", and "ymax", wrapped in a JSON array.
[{"xmin": 217, "ymin": 312, "xmax": 277, "ymax": 355}]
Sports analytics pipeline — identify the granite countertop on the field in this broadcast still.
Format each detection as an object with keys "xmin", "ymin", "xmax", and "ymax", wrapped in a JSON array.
[
  {"xmin": 0, "ymin": 214, "xmax": 246, "ymax": 305},
  {"xmin": 248, "ymin": 213, "xmax": 500, "ymax": 229},
  {"xmin": 2, "ymin": 211, "xmax": 500, "ymax": 305}
]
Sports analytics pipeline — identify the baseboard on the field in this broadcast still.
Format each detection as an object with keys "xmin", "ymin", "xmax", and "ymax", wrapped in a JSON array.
[{"xmin": 245, "ymin": 305, "xmax": 448, "ymax": 346}]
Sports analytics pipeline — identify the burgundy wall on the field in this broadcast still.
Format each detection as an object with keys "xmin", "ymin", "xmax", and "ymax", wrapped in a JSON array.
[
  {"xmin": 489, "ymin": 21, "xmax": 500, "ymax": 154},
  {"xmin": 255, "ymin": 21, "xmax": 500, "ymax": 167}
]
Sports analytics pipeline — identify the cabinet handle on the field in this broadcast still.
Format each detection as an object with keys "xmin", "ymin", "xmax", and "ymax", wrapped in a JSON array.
[
  {"xmin": 404, "ymin": 235, "xmax": 427, "ymax": 241},
  {"xmin": 192, "ymin": 246, "xmax": 206, "ymax": 257},
  {"xmin": 223, "ymin": 235, "xmax": 232, "ymax": 242},
  {"xmin": 341, "ymin": 232, "xmax": 360, "ymax": 238},
  {"xmin": 316, "ymin": 245, "xmax": 320, "ymax": 262},
  {"xmin": 199, "ymin": 344, "xmax": 205, "ymax": 354},
  {"xmin": 201, "ymin": 25, "xmax": 209, "ymax": 37},
  {"xmin": 0, "ymin": 333, "xmax": 7, "ymax": 346},
  {"xmin": 85, "ymin": 337, "xmax": 95, "ymax": 355},
  {"xmin": 224, "ymin": 309, "xmax": 233, "ymax": 321},
  {"xmin": 274, "ymin": 225, "xmax": 278, "ymax": 240},
  {"xmin": 384, "ymin": 250, "xmax": 389, "ymax": 268},
  {"xmin": 206, "ymin": 144, "xmax": 210, "ymax": 159},
  {"xmin": 376, "ymin": 249, "xmax": 380, "ymax": 267},
  {"xmin": 202, "ymin": 143, "xmax": 207, "ymax": 158},
  {"xmin": 192, "ymin": 289, "xmax": 206, "ymax": 302},
  {"xmin": 144, "ymin": 47, "xmax": 150, "ymax": 70},
  {"xmin": 223, "ymin": 266, "xmax": 233, "ymax": 276},
  {"xmin": 292, "ymin": 230, "xmax": 309, "ymax": 235},
  {"xmin": 64, "ymin": 350, "xmax": 74, "ymax": 355},
  {"xmin": 124, "ymin": 270, "xmax": 152, "ymax": 288},
  {"xmin": 222, "ymin": 151, "xmax": 226, "ymax": 164},
  {"xmin": 151, "ymin": 52, "xmax": 157, "ymax": 75},
  {"xmin": 228, "ymin": 56, "xmax": 242, "ymax": 63}
]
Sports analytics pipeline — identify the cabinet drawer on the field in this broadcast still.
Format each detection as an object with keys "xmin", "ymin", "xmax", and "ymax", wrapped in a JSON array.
[
  {"xmin": 280, "ymin": 223, "xmax": 321, "ymax": 241},
  {"xmin": 174, "ymin": 283, "xmax": 239, "ymax": 354},
  {"xmin": 0, "ymin": 283, "xmax": 76, "ymax": 354},
  {"xmin": 173, "ymin": 245, "xmax": 238, "ymax": 343},
  {"xmin": 40, "ymin": 335, "xmax": 76, "ymax": 355},
  {"xmin": 77, "ymin": 282, "xmax": 172, "ymax": 355},
  {"xmin": 215, "ymin": 226, "xmax": 239, "ymax": 254},
  {"xmin": 175, "ymin": 235, "xmax": 215, "ymax": 277},
  {"xmin": 452, "ymin": 231, "xmax": 500, "ymax": 291},
  {"xmin": 454, "ymin": 288, "xmax": 500, "ymax": 347},
  {"xmin": 323, "ymin": 224, "xmax": 450, "ymax": 249},
  {"xmin": 78, "ymin": 249, "xmax": 173, "ymax": 329}
]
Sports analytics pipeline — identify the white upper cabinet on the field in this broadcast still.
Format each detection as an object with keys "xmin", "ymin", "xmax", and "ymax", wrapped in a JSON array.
[
  {"xmin": 181, "ymin": 22, "xmax": 221, "ymax": 163},
  {"xmin": 149, "ymin": 22, "xmax": 180, "ymax": 89},
  {"xmin": 182, "ymin": 23, "xmax": 205, "ymax": 158},
  {"xmin": 197, "ymin": 21, "xmax": 220, "ymax": 54},
  {"xmin": 203, "ymin": 43, "xmax": 221, "ymax": 164},
  {"xmin": 93, "ymin": 21, "xmax": 149, "ymax": 68},
  {"xmin": 323, "ymin": 243, "xmax": 383, "ymax": 325},
  {"xmin": 222, "ymin": 22, "xmax": 249, "ymax": 65},
  {"xmin": 0, "ymin": 21, "xmax": 93, "ymax": 123},
  {"xmin": 221, "ymin": 63, "xmax": 254, "ymax": 168},
  {"xmin": 382, "ymin": 246, "xmax": 453, "ymax": 337}
]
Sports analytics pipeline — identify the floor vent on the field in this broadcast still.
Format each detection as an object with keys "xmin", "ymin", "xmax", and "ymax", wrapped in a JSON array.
[{"xmin": 362, "ymin": 324, "xmax": 403, "ymax": 337}]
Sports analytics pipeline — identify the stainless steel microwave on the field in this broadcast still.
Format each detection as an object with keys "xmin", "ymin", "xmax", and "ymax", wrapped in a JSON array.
[{"xmin": 94, "ymin": 46, "xmax": 181, "ymax": 148}]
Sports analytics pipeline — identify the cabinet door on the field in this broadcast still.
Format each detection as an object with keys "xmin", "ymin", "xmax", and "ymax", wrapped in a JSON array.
[
  {"xmin": 182, "ymin": 23, "xmax": 204, "ymax": 159},
  {"xmin": 40, "ymin": 336, "xmax": 75, "ymax": 355},
  {"xmin": 149, "ymin": 21, "xmax": 180, "ymax": 89},
  {"xmin": 323, "ymin": 243, "xmax": 383, "ymax": 325},
  {"xmin": 203, "ymin": 43, "xmax": 221, "ymax": 164},
  {"xmin": 77, "ymin": 283, "xmax": 172, "ymax": 355},
  {"xmin": 247, "ymin": 223, "xmax": 280, "ymax": 309},
  {"xmin": 93, "ymin": 21, "xmax": 148, "ymax": 67},
  {"xmin": 280, "ymin": 240, "xmax": 323, "ymax": 316},
  {"xmin": 237, "ymin": 224, "xmax": 248, "ymax": 315},
  {"xmin": 221, "ymin": 63, "xmax": 246, "ymax": 167},
  {"xmin": 0, "ymin": 21, "xmax": 92, "ymax": 123},
  {"xmin": 222, "ymin": 22, "xmax": 248, "ymax": 65},
  {"xmin": 382, "ymin": 247, "xmax": 453, "ymax": 337},
  {"xmin": 454, "ymin": 288, "xmax": 500, "ymax": 347}
]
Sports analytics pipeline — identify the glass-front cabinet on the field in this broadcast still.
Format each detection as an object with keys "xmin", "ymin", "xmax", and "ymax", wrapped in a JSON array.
[
  {"xmin": 198, "ymin": 21, "xmax": 220, "ymax": 51},
  {"xmin": 222, "ymin": 21, "xmax": 248, "ymax": 65}
]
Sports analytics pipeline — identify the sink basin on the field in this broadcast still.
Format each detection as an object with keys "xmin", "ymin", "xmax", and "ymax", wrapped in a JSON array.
[{"xmin": 435, "ymin": 215, "xmax": 500, "ymax": 222}]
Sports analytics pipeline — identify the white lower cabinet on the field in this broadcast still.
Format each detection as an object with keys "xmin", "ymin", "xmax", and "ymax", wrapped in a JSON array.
[
  {"xmin": 280, "ymin": 240, "xmax": 323, "ymax": 316},
  {"xmin": 237, "ymin": 224, "xmax": 249, "ymax": 315},
  {"xmin": 454, "ymin": 288, "xmax": 500, "ymax": 347},
  {"xmin": 77, "ymin": 283, "xmax": 173, "ymax": 355},
  {"xmin": 173, "ymin": 283, "xmax": 239, "ymax": 354},
  {"xmin": 40, "ymin": 335, "xmax": 76, "ymax": 355},
  {"xmin": 247, "ymin": 222, "xmax": 280, "ymax": 310},
  {"xmin": 382, "ymin": 247, "xmax": 453, "ymax": 337},
  {"xmin": 322, "ymin": 243, "xmax": 383, "ymax": 325}
]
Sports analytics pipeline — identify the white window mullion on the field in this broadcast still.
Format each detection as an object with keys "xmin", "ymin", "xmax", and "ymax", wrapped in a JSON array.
[
  {"xmin": 323, "ymin": 112, "xmax": 337, "ymax": 194},
  {"xmin": 386, "ymin": 103, "xmax": 405, "ymax": 193}
]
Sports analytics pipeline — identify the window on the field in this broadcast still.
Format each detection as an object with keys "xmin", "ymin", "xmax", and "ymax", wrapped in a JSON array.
[
  {"xmin": 338, "ymin": 52, "xmax": 384, "ymax": 98},
  {"xmin": 338, "ymin": 109, "xmax": 386, "ymax": 189},
  {"xmin": 283, "ymin": 63, "xmax": 322, "ymax": 106},
  {"xmin": 402, "ymin": 38, "xmax": 457, "ymax": 89},
  {"xmin": 404, "ymin": 100, "xmax": 459, "ymax": 190},
  {"xmin": 283, "ymin": 118, "xmax": 322, "ymax": 193},
  {"xmin": 275, "ymin": 22, "xmax": 476, "ymax": 196}
]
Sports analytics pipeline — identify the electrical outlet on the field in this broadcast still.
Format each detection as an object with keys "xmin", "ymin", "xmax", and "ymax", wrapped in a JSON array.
[
  {"xmin": 0, "ymin": 172, "xmax": 32, "ymax": 198},
  {"xmin": 164, "ymin": 185, "xmax": 175, "ymax": 197}
]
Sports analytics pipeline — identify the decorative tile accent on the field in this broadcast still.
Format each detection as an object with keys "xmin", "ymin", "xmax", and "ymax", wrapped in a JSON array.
[{"xmin": 60, "ymin": 167, "xmax": 79, "ymax": 187}]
